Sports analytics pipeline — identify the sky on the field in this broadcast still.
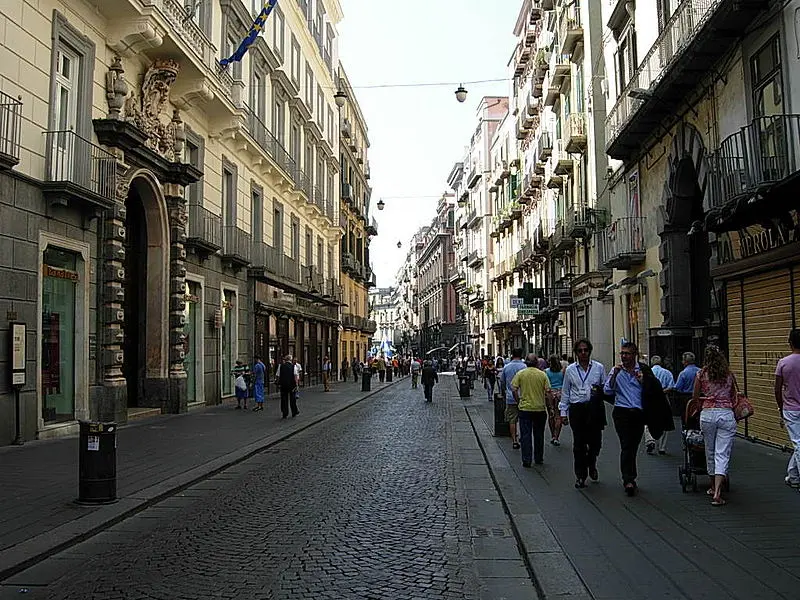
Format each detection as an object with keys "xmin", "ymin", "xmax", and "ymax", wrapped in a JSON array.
[{"xmin": 337, "ymin": 0, "xmax": 521, "ymax": 288}]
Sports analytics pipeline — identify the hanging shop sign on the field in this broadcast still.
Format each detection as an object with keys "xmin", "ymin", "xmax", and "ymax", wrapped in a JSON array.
[
  {"xmin": 10, "ymin": 322, "xmax": 26, "ymax": 387},
  {"xmin": 717, "ymin": 210, "xmax": 800, "ymax": 265}
]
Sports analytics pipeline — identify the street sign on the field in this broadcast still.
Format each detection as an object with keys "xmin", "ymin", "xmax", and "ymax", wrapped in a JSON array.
[
  {"xmin": 516, "ymin": 300, "xmax": 541, "ymax": 316},
  {"xmin": 510, "ymin": 295, "xmax": 522, "ymax": 308}
]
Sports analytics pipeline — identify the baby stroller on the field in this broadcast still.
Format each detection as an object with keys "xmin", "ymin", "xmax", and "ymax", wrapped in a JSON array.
[{"xmin": 678, "ymin": 406, "xmax": 707, "ymax": 493}]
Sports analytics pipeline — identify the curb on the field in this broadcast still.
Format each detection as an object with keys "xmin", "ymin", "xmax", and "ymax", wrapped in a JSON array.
[
  {"xmin": 464, "ymin": 403, "xmax": 595, "ymax": 600},
  {"xmin": 0, "ymin": 378, "xmax": 404, "ymax": 583}
]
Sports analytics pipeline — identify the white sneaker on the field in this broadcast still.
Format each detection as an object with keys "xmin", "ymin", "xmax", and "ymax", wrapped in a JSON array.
[{"xmin": 784, "ymin": 476, "xmax": 800, "ymax": 489}]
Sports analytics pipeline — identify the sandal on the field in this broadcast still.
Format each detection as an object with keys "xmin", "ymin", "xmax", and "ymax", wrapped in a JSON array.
[
  {"xmin": 706, "ymin": 488, "xmax": 714, "ymax": 496},
  {"xmin": 512, "ymin": 442, "xmax": 521, "ymax": 449},
  {"xmin": 711, "ymin": 497, "xmax": 727, "ymax": 506}
]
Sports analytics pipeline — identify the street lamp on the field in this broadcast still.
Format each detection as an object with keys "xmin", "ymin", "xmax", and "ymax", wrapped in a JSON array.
[
  {"xmin": 397, "ymin": 241, "xmax": 402, "ymax": 249},
  {"xmin": 455, "ymin": 85, "xmax": 468, "ymax": 103},
  {"xmin": 334, "ymin": 90, "xmax": 347, "ymax": 108},
  {"xmin": 377, "ymin": 198, "xmax": 385, "ymax": 211}
]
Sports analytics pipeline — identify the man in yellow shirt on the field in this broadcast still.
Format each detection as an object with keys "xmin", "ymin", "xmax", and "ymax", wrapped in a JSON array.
[{"xmin": 512, "ymin": 354, "xmax": 552, "ymax": 467}]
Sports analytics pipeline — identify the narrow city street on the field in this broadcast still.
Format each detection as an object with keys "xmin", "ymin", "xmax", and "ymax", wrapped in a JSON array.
[{"xmin": 0, "ymin": 378, "xmax": 493, "ymax": 600}]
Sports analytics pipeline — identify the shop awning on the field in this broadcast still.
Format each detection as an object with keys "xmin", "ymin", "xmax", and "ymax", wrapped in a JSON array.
[{"xmin": 448, "ymin": 343, "xmax": 460, "ymax": 353}]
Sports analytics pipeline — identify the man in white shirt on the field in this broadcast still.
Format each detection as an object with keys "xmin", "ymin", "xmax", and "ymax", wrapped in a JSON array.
[
  {"xmin": 644, "ymin": 355, "xmax": 675, "ymax": 455},
  {"xmin": 293, "ymin": 358, "xmax": 303, "ymax": 387},
  {"xmin": 559, "ymin": 339, "xmax": 607, "ymax": 488}
]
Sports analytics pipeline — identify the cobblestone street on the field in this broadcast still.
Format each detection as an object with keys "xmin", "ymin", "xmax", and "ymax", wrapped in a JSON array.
[{"xmin": 1, "ymin": 378, "xmax": 493, "ymax": 600}]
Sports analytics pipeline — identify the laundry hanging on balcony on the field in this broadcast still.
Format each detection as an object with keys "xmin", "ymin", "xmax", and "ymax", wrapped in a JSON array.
[{"xmin": 219, "ymin": 0, "xmax": 279, "ymax": 68}]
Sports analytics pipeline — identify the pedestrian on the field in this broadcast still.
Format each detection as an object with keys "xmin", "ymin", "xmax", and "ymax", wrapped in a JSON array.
[
  {"xmin": 537, "ymin": 356, "xmax": 548, "ymax": 371},
  {"xmin": 559, "ymin": 339, "xmax": 607, "ymax": 488},
  {"xmin": 604, "ymin": 342, "xmax": 673, "ymax": 496},
  {"xmin": 775, "ymin": 328, "xmax": 800, "ymax": 490},
  {"xmin": 251, "ymin": 355, "xmax": 266, "ymax": 412},
  {"xmin": 511, "ymin": 353, "xmax": 552, "ymax": 468},
  {"xmin": 483, "ymin": 358, "xmax": 497, "ymax": 402},
  {"xmin": 410, "ymin": 357, "xmax": 421, "ymax": 388},
  {"xmin": 560, "ymin": 354, "xmax": 570, "ymax": 371},
  {"xmin": 277, "ymin": 355, "xmax": 299, "ymax": 419},
  {"xmin": 465, "ymin": 355, "xmax": 476, "ymax": 388},
  {"xmin": 499, "ymin": 349, "xmax": 527, "ymax": 451},
  {"xmin": 376, "ymin": 354, "xmax": 386, "ymax": 382},
  {"xmin": 340, "ymin": 357, "xmax": 349, "ymax": 382},
  {"xmin": 673, "ymin": 351, "xmax": 700, "ymax": 413},
  {"xmin": 644, "ymin": 355, "xmax": 676, "ymax": 455},
  {"xmin": 322, "ymin": 355, "xmax": 332, "ymax": 391},
  {"xmin": 293, "ymin": 357, "xmax": 304, "ymax": 389},
  {"xmin": 545, "ymin": 355, "xmax": 564, "ymax": 446},
  {"xmin": 233, "ymin": 360, "xmax": 249, "ymax": 410},
  {"xmin": 352, "ymin": 356, "xmax": 360, "ymax": 383},
  {"xmin": 688, "ymin": 345, "xmax": 738, "ymax": 506},
  {"xmin": 421, "ymin": 359, "xmax": 438, "ymax": 402}
]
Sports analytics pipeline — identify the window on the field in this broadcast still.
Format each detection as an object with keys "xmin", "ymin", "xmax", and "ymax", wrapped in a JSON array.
[
  {"xmin": 251, "ymin": 184, "xmax": 263, "ymax": 244},
  {"xmin": 273, "ymin": 200, "xmax": 284, "ymax": 250},
  {"xmin": 305, "ymin": 142, "xmax": 314, "ymax": 181},
  {"xmin": 53, "ymin": 46, "xmax": 79, "ymax": 134},
  {"xmin": 291, "ymin": 36, "xmax": 301, "ymax": 87},
  {"xmin": 272, "ymin": 7, "xmax": 285, "ymax": 59},
  {"xmin": 317, "ymin": 85, "xmax": 324, "ymax": 127},
  {"xmin": 316, "ymin": 157, "xmax": 325, "ymax": 193},
  {"xmin": 223, "ymin": 33, "xmax": 242, "ymax": 80},
  {"xmin": 616, "ymin": 25, "xmax": 637, "ymax": 94},
  {"xmin": 41, "ymin": 247, "xmax": 79, "ymax": 424},
  {"xmin": 290, "ymin": 122, "xmax": 301, "ymax": 165},
  {"xmin": 305, "ymin": 63, "xmax": 314, "ymax": 110},
  {"xmin": 251, "ymin": 67, "xmax": 266, "ymax": 122},
  {"xmin": 328, "ymin": 247, "xmax": 334, "ymax": 279},
  {"xmin": 291, "ymin": 218, "xmax": 300, "ymax": 258},
  {"xmin": 222, "ymin": 161, "xmax": 236, "ymax": 228},
  {"xmin": 305, "ymin": 227, "xmax": 313, "ymax": 265},
  {"xmin": 184, "ymin": 131, "xmax": 204, "ymax": 205},
  {"xmin": 317, "ymin": 237, "xmax": 324, "ymax": 271},
  {"xmin": 272, "ymin": 96, "xmax": 285, "ymax": 142},
  {"xmin": 221, "ymin": 289, "xmax": 237, "ymax": 396},
  {"xmin": 751, "ymin": 35, "xmax": 783, "ymax": 117},
  {"xmin": 186, "ymin": 0, "xmax": 211, "ymax": 34},
  {"xmin": 327, "ymin": 106, "xmax": 334, "ymax": 146}
]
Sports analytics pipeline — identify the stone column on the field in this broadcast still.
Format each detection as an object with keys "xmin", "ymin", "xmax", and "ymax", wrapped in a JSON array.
[
  {"xmin": 165, "ymin": 184, "xmax": 189, "ymax": 414},
  {"xmin": 99, "ymin": 173, "xmax": 129, "ymax": 424}
]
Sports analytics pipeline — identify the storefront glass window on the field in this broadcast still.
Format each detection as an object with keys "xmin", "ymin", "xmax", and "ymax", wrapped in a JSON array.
[
  {"xmin": 41, "ymin": 247, "xmax": 78, "ymax": 424},
  {"xmin": 184, "ymin": 282, "xmax": 200, "ymax": 403},
  {"xmin": 221, "ymin": 290, "xmax": 235, "ymax": 396}
]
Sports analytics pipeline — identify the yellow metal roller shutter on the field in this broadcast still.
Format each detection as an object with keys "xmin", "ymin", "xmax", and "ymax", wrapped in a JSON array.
[
  {"xmin": 726, "ymin": 282, "xmax": 744, "ymax": 386},
  {"xmin": 741, "ymin": 270, "xmax": 791, "ymax": 446}
]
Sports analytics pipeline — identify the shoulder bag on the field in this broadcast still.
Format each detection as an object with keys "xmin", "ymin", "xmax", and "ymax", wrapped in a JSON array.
[{"xmin": 732, "ymin": 377, "xmax": 754, "ymax": 422}]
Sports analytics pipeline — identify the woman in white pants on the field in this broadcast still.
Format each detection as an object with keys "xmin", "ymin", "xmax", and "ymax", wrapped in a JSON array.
[{"xmin": 690, "ymin": 345, "xmax": 737, "ymax": 506}]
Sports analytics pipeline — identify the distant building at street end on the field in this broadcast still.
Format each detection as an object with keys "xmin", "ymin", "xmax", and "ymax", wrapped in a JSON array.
[{"xmin": 369, "ymin": 287, "xmax": 398, "ymax": 356}]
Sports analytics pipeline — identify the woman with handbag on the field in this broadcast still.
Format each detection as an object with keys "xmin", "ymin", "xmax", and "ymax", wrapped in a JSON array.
[{"xmin": 689, "ymin": 345, "xmax": 739, "ymax": 506}]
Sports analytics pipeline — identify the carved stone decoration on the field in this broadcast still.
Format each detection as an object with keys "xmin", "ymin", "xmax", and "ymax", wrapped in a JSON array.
[
  {"xmin": 167, "ymin": 192, "xmax": 189, "ymax": 381},
  {"xmin": 105, "ymin": 56, "xmax": 129, "ymax": 119},
  {"xmin": 123, "ymin": 59, "xmax": 181, "ymax": 160}
]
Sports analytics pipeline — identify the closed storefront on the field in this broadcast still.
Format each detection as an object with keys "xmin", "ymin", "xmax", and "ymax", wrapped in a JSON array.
[{"xmin": 725, "ymin": 268, "xmax": 796, "ymax": 446}]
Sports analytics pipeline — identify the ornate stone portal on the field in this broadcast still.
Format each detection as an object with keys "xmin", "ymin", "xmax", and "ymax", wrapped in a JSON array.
[{"xmin": 95, "ymin": 57, "xmax": 198, "ymax": 422}]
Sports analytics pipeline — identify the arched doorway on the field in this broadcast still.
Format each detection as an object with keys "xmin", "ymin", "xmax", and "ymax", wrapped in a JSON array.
[
  {"xmin": 123, "ymin": 175, "xmax": 170, "ymax": 408},
  {"xmin": 653, "ymin": 123, "xmax": 716, "ymax": 366}
]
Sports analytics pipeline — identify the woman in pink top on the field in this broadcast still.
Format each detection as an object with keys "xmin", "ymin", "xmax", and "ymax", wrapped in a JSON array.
[{"xmin": 689, "ymin": 345, "xmax": 737, "ymax": 506}]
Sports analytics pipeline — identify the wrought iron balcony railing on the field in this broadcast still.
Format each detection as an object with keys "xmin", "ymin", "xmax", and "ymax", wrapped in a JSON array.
[
  {"xmin": 187, "ymin": 203, "xmax": 222, "ymax": 254},
  {"xmin": 708, "ymin": 114, "xmax": 800, "ymax": 210},
  {"xmin": 221, "ymin": 225, "xmax": 251, "ymax": 265},
  {"xmin": 44, "ymin": 130, "xmax": 116, "ymax": 206},
  {"xmin": 598, "ymin": 217, "xmax": 646, "ymax": 270},
  {"xmin": 0, "ymin": 91, "xmax": 22, "ymax": 169}
]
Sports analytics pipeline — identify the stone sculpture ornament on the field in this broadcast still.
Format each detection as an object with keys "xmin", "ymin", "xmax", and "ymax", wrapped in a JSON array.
[{"xmin": 119, "ymin": 58, "xmax": 185, "ymax": 161}]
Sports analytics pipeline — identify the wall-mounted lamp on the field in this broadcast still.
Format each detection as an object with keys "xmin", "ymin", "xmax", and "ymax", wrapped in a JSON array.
[
  {"xmin": 628, "ymin": 88, "xmax": 653, "ymax": 101},
  {"xmin": 334, "ymin": 90, "xmax": 347, "ymax": 108}
]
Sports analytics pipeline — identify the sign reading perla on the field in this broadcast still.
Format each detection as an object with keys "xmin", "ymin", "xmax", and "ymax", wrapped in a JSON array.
[{"xmin": 717, "ymin": 210, "xmax": 800, "ymax": 265}]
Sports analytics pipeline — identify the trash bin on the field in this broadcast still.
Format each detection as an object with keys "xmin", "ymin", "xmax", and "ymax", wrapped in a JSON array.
[
  {"xmin": 77, "ymin": 421, "xmax": 117, "ymax": 504},
  {"xmin": 361, "ymin": 370, "xmax": 372, "ymax": 392},
  {"xmin": 458, "ymin": 376, "xmax": 471, "ymax": 398},
  {"xmin": 494, "ymin": 393, "xmax": 510, "ymax": 437},
  {"xmin": 386, "ymin": 368, "xmax": 393, "ymax": 382}
]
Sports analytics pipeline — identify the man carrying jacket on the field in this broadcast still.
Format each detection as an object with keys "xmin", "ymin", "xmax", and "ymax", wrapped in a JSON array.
[
  {"xmin": 420, "ymin": 360, "xmax": 439, "ymax": 402},
  {"xmin": 604, "ymin": 342, "xmax": 673, "ymax": 496}
]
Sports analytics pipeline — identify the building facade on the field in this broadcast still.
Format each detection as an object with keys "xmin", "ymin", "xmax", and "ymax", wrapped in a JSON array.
[
  {"xmin": 416, "ymin": 195, "xmax": 460, "ymax": 356},
  {"xmin": 369, "ymin": 287, "xmax": 398, "ymax": 355},
  {"xmin": 337, "ymin": 67, "xmax": 376, "ymax": 368},
  {"xmin": 452, "ymin": 96, "xmax": 508, "ymax": 358},
  {"xmin": 601, "ymin": 0, "xmax": 800, "ymax": 447},
  {"xmin": 0, "ymin": 0, "xmax": 370, "ymax": 445}
]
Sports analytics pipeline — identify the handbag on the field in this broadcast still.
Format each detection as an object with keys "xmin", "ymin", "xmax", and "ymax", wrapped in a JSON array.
[{"xmin": 732, "ymin": 378, "xmax": 754, "ymax": 422}]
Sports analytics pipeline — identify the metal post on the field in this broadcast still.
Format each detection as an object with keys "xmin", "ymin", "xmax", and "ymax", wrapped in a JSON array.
[{"xmin": 12, "ymin": 387, "xmax": 24, "ymax": 445}]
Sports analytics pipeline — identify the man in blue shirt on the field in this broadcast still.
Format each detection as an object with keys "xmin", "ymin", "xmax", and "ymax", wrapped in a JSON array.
[
  {"xmin": 499, "ymin": 348, "xmax": 528, "ymax": 450},
  {"xmin": 674, "ymin": 352, "xmax": 700, "ymax": 393},
  {"xmin": 604, "ymin": 341, "xmax": 648, "ymax": 496},
  {"xmin": 644, "ymin": 356, "xmax": 675, "ymax": 454}
]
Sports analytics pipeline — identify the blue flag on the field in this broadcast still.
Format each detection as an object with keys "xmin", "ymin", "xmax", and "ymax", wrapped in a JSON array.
[{"xmin": 219, "ymin": 0, "xmax": 279, "ymax": 67}]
